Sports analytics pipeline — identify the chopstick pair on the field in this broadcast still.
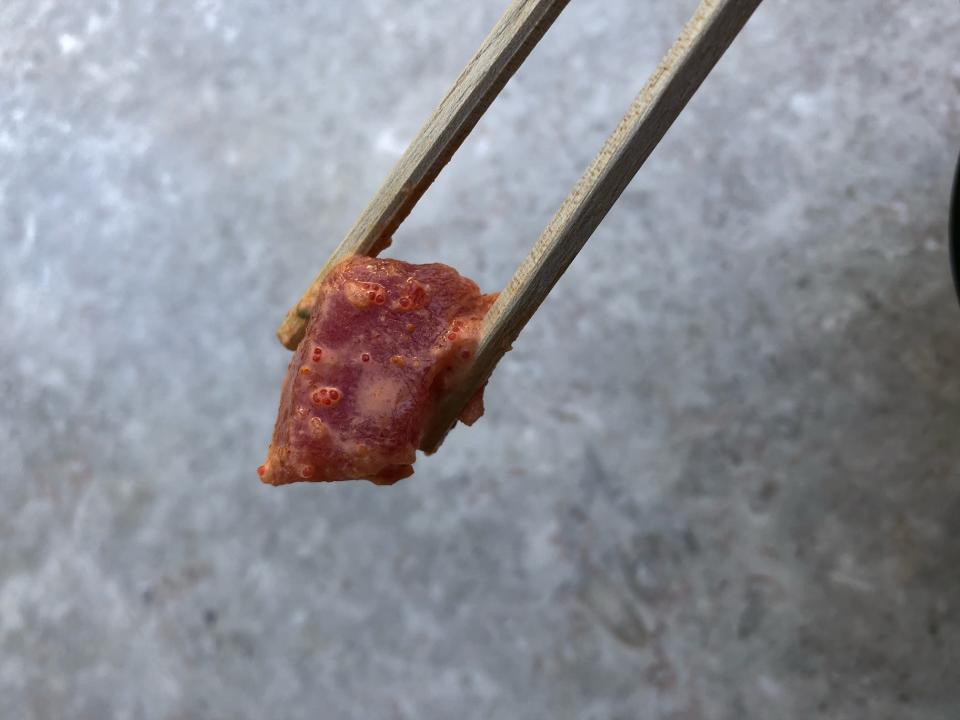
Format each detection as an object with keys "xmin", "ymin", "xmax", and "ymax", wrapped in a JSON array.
[{"xmin": 275, "ymin": 0, "xmax": 764, "ymax": 452}]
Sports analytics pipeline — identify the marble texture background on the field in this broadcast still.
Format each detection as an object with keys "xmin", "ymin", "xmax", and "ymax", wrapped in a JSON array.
[{"xmin": 2, "ymin": 0, "xmax": 959, "ymax": 718}]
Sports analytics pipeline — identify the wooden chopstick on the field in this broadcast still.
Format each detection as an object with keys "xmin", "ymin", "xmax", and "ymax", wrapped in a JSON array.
[
  {"xmin": 276, "ymin": 0, "xmax": 571, "ymax": 350},
  {"xmin": 420, "ymin": 0, "xmax": 764, "ymax": 452}
]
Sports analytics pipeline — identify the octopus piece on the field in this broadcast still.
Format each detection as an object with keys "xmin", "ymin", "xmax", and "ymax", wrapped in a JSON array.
[{"xmin": 260, "ymin": 256, "xmax": 497, "ymax": 485}]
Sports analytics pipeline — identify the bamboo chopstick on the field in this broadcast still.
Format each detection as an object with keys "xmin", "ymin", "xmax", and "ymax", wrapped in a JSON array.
[
  {"xmin": 420, "ymin": 0, "xmax": 763, "ymax": 452},
  {"xmin": 276, "ymin": 0, "xmax": 571, "ymax": 349}
]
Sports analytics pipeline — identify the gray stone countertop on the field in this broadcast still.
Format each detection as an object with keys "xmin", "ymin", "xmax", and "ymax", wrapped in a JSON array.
[{"xmin": 2, "ymin": 1, "xmax": 959, "ymax": 718}]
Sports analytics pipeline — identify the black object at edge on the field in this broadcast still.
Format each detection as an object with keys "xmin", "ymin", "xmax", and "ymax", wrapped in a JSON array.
[{"xmin": 952, "ymin": 152, "xmax": 960, "ymax": 307}]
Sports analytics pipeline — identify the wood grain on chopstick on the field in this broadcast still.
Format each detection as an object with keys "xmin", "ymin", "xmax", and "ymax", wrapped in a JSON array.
[
  {"xmin": 276, "ymin": 0, "xmax": 571, "ymax": 349},
  {"xmin": 420, "ymin": 0, "xmax": 763, "ymax": 452}
]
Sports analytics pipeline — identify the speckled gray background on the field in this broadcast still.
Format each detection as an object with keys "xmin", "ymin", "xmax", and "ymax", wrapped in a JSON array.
[{"xmin": 2, "ymin": 1, "xmax": 959, "ymax": 718}]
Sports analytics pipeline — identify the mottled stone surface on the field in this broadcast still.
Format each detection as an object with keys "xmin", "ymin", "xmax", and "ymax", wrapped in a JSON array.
[{"xmin": 2, "ymin": 1, "xmax": 959, "ymax": 718}]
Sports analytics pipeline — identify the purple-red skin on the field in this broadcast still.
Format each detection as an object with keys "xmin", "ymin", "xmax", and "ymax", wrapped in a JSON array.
[{"xmin": 260, "ymin": 256, "xmax": 496, "ymax": 486}]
